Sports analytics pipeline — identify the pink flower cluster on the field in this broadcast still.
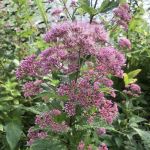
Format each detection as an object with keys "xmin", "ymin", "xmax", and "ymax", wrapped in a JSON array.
[
  {"xmin": 58, "ymin": 75, "xmax": 118, "ymax": 123},
  {"xmin": 58, "ymin": 78, "xmax": 105, "ymax": 108},
  {"xmin": 124, "ymin": 83, "xmax": 141, "ymax": 96},
  {"xmin": 119, "ymin": 37, "xmax": 131, "ymax": 49},
  {"xmin": 27, "ymin": 127, "xmax": 48, "ymax": 146},
  {"xmin": 16, "ymin": 55, "xmax": 40, "ymax": 79},
  {"xmin": 35, "ymin": 109, "xmax": 68, "ymax": 132},
  {"xmin": 96, "ymin": 47, "xmax": 125, "ymax": 78},
  {"xmin": 99, "ymin": 100, "xmax": 118, "ymax": 124},
  {"xmin": 114, "ymin": 3, "xmax": 131, "ymax": 30},
  {"xmin": 22, "ymin": 80, "xmax": 43, "ymax": 97},
  {"xmin": 39, "ymin": 46, "xmax": 68, "ymax": 74}
]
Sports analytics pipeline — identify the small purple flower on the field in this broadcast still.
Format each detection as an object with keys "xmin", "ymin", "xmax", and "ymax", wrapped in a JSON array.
[
  {"xmin": 94, "ymin": 81, "xmax": 100, "ymax": 90},
  {"xmin": 87, "ymin": 116, "xmax": 94, "ymax": 124},
  {"xmin": 37, "ymin": 131, "xmax": 48, "ymax": 139},
  {"xmin": 70, "ymin": 0, "xmax": 78, "ymax": 7},
  {"xmin": 119, "ymin": 37, "xmax": 131, "ymax": 49},
  {"xmin": 101, "ymin": 78, "xmax": 113, "ymax": 87},
  {"xmin": 130, "ymin": 84, "xmax": 141, "ymax": 94},
  {"xmin": 99, "ymin": 143, "xmax": 108, "ymax": 150},
  {"xmin": 65, "ymin": 102, "xmax": 76, "ymax": 116},
  {"xmin": 48, "ymin": 0, "xmax": 54, "ymax": 2},
  {"xmin": 96, "ymin": 128, "xmax": 106, "ymax": 136},
  {"xmin": 77, "ymin": 140, "xmax": 85, "ymax": 150},
  {"xmin": 51, "ymin": 8, "xmax": 62, "ymax": 16},
  {"xmin": 124, "ymin": 83, "xmax": 141, "ymax": 96}
]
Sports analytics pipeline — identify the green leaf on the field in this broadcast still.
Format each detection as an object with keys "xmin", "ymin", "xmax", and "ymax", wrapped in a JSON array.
[
  {"xmin": 133, "ymin": 128, "xmax": 150, "ymax": 150},
  {"xmin": 30, "ymin": 139, "xmax": 66, "ymax": 150},
  {"xmin": 78, "ymin": 0, "xmax": 90, "ymax": 7},
  {"xmin": 129, "ymin": 116, "xmax": 146, "ymax": 127},
  {"xmin": 0, "ymin": 124, "xmax": 3, "ymax": 131},
  {"xmin": 127, "ymin": 69, "xmax": 141, "ymax": 79},
  {"xmin": 0, "ymin": 96, "xmax": 14, "ymax": 102},
  {"xmin": 123, "ymin": 69, "xmax": 141, "ymax": 86},
  {"xmin": 128, "ymin": 78, "xmax": 137, "ymax": 84},
  {"xmin": 123, "ymin": 73, "xmax": 129, "ymax": 86},
  {"xmin": 79, "ymin": 0, "xmax": 97, "ymax": 15},
  {"xmin": 129, "ymin": 116, "xmax": 146, "ymax": 124},
  {"xmin": 34, "ymin": 0, "xmax": 48, "ymax": 28},
  {"xmin": 50, "ymin": 79, "xmax": 60, "ymax": 86},
  {"xmin": 115, "ymin": 137, "xmax": 123, "ymax": 148},
  {"xmin": 5, "ymin": 120, "xmax": 22, "ymax": 150},
  {"xmin": 98, "ymin": 0, "xmax": 119, "ymax": 13}
]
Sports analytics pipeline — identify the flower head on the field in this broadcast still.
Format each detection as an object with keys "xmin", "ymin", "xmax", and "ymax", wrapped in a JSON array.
[
  {"xmin": 96, "ymin": 127, "xmax": 106, "ymax": 136},
  {"xmin": 77, "ymin": 141, "xmax": 85, "ymax": 150},
  {"xmin": 22, "ymin": 80, "xmax": 42, "ymax": 97},
  {"xmin": 114, "ymin": 3, "xmax": 131, "ymax": 30},
  {"xmin": 64, "ymin": 102, "xmax": 76, "ymax": 116},
  {"xmin": 99, "ymin": 100, "xmax": 118, "ymax": 124},
  {"xmin": 99, "ymin": 143, "xmax": 108, "ymax": 150},
  {"xmin": 51, "ymin": 8, "xmax": 62, "ymax": 16},
  {"xmin": 124, "ymin": 83, "xmax": 141, "ymax": 96},
  {"xmin": 119, "ymin": 37, "xmax": 131, "ymax": 49},
  {"xmin": 97, "ymin": 47, "xmax": 126, "ymax": 77},
  {"xmin": 16, "ymin": 55, "xmax": 39, "ymax": 79},
  {"xmin": 27, "ymin": 127, "xmax": 47, "ymax": 146},
  {"xmin": 35, "ymin": 110, "xmax": 68, "ymax": 132}
]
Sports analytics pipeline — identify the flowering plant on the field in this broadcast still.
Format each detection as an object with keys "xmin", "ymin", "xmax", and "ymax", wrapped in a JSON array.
[{"xmin": 16, "ymin": 1, "xmax": 143, "ymax": 150}]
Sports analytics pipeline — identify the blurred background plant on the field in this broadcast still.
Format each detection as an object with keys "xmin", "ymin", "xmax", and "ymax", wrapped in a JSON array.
[{"xmin": 0, "ymin": 0, "xmax": 150, "ymax": 150}]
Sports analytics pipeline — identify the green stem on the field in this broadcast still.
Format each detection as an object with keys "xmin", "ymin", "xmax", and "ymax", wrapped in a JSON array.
[
  {"xmin": 60, "ymin": 0, "xmax": 72, "ymax": 19},
  {"xmin": 75, "ymin": 50, "xmax": 81, "ymax": 82},
  {"xmin": 90, "ymin": 0, "xmax": 98, "ymax": 23}
]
